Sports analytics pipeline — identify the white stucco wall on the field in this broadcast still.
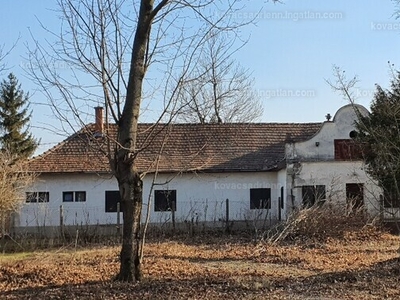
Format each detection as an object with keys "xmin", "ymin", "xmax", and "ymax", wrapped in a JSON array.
[
  {"xmin": 19, "ymin": 173, "xmax": 118, "ymax": 227},
  {"xmin": 284, "ymin": 104, "xmax": 381, "ymax": 216},
  {"xmin": 288, "ymin": 161, "xmax": 381, "ymax": 216},
  {"xmin": 18, "ymin": 171, "xmax": 288, "ymax": 227},
  {"xmin": 18, "ymin": 104, "xmax": 383, "ymax": 230},
  {"xmin": 286, "ymin": 104, "xmax": 369, "ymax": 161}
]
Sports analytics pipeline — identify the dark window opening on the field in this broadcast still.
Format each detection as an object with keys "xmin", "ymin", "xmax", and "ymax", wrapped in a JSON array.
[
  {"xmin": 63, "ymin": 192, "xmax": 73, "ymax": 202},
  {"xmin": 302, "ymin": 185, "xmax": 326, "ymax": 208},
  {"xmin": 346, "ymin": 183, "xmax": 364, "ymax": 210},
  {"xmin": 250, "ymin": 188, "xmax": 271, "ymax": 209},
  {"xmin": 26, "ymin": 192, "xmax": 49, "ymax": 203},
  {"xmin": 154, "ymin": 190, "xmax": 177, "ymax": 212},
  {"xmin": 63, "ymin": 191, "xmax": 86, "ymax": 202},
  {"xmin": 38, "ymin": 192, "xmax": 50, "ymax": 203},
  {"xmin": 75, "ymin": 191, "xmax": 86, "ymax": 202},
  {"xmin": 105, "ymin": 190, "xmax": 124, "ymax": 213},
  {"xmin": 349, "ymin": 130, "xmax": 358, "ymax": 139},
  {"xmin": 280, "ymin": 186, "xmax": 284, "ymax": 209},
  {"xmin": 26, "ymin": 192, "xmax": 36, "ymax": 203}
]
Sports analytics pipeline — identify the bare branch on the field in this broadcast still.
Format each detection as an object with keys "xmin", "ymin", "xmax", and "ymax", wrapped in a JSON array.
[
  {"xmin": 176, "ymin": 30, "xmax": 263, "ymax": 123},
  {"xmin": 25, "ymin": 0, "xmax": 264, "ymax": 282}
]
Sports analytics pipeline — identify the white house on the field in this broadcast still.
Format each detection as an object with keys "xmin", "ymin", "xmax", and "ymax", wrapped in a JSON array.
[
  {"xmin": 14, "ymin": 104, "xmax": 385, "ymax": 234},
  {"xmin": 284, "ymin": 104, "xmax": 381, "ymax": 218}
]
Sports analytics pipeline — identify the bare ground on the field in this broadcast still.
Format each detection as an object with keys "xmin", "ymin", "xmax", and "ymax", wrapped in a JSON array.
[{"xmin": 1, "ymin": 228, "xmax": 400, "ymax": 299}]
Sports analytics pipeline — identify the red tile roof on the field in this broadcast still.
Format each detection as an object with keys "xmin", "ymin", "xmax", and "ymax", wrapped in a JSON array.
[{"xmin": 27, "ymin": 122, "xmax": 322, "ymax": 174}]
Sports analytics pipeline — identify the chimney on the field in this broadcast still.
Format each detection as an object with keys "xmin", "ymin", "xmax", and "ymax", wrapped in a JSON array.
[{"xmin": 94, "ymin": 106, "xmax": 104, "ymax": 135}]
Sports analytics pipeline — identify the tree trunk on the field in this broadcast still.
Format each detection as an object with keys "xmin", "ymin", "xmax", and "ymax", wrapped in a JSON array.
[
  {"xmin": 114, "ymin": 0, "xmax": 157, "ymax": 282},
  {"xmin": 116, "ymin": 167, "xmax": 143, "ymax": 281}
]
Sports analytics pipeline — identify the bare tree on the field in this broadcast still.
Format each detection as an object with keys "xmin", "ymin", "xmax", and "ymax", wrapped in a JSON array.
[
  {"xmin": 0, "ymin": 151, "xmax": 36, "ymax": 234},
  {"xmin": 0, "ymin": 42, "xmax": 17, "ymax": 75},
  {"xmin": 26, "ymin": 0, "xmax": 276, "ymax": 282},
  {"xmin": 176, "ymin": 30, "xmax": 263, "ymax": 123},
  {"xmin": 0, "ymin": 46, "xmax": 6, "ymax": 75}
]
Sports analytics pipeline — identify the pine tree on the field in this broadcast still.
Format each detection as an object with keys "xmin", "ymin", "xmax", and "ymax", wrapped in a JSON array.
[
  {"xmin": 0, "ymin": 73, "xmax": 38, "ymax": 159},
  {"xmin": 355, "ymin": 72, "xmax": 400, "ymax": 207}
]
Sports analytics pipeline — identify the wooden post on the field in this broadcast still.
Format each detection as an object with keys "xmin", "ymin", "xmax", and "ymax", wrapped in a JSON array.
[
  {"xmin": 1, "ymin": 214, "xmax": 5, "ymax": 236},
  {"xmin": 9, "ymin": 212, "xmax": 15, "ymax": 237},
  {"xmin": 59, "ymin": 205, "xmax": 64, "ymax": 239},
  {"xmin": 225, "ymin": 198, "xmax": 230, "ymax": 233},
  {"xmin": 171, "ymin": 206, "xmax": 176, "ymax": 233},
  {"xmin": 117, "ymin": 202, "xmax": 121, "ymax": 236}
]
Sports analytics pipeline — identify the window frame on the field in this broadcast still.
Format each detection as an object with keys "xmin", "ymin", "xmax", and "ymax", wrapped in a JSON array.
[
  {"xmin": 334, "ymin": 139, "xmax": 363, "ymax": 161},
  {"xmin": 154, "ymin": 190, "xmax": 177, "ymax": 212},
  {"xmin": 62, "ymin": 191, "xmax": 74, "ymax": 202},
  {"xmin": 75, "ymin": 191, "xmax": 86, "ymax": 202},
  {"xmin": 105, "ymin": 190, "xmax": 123, "ymax": 213},
  {"xmin": 26, "ymin": 191, "xmax": 50, "ymax": 203},
  {"xmin": 250, "ymin": 188, "xmax": 271, "ymax": 210},
  {"xmin": 301, "ymin": 185, "xmax": 326, "ymax": 208},
  {"xmin": 62, "ymin": 191, "xmax": 86, "ymax": 202}
]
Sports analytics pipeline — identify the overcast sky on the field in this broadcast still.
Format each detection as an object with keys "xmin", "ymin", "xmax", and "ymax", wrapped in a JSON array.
[{"xmin": 0, "ymin": 0, "xmax": 400, "ymax": 154}]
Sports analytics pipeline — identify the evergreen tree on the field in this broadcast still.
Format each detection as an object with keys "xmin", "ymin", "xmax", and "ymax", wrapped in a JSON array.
[
  {"xmin": 355, "ymin": 72, "xmax": 400, "ymax": 207},
  {"xmin": 0, "ymin": 73, "xmax": 38, "ymax": 159}
]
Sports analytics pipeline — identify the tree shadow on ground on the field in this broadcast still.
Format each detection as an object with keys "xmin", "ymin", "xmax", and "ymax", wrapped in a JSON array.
[
  {"xmin": 2, "ymin": 258, "xmax": 400, "ymax": 299},
  {"xmin": 1, "ymin": 276, "xmax": 276, "ymax": 300},
  {"xmin": 287, "ymin": 257, "xmax": 400, "ymax": 299}
]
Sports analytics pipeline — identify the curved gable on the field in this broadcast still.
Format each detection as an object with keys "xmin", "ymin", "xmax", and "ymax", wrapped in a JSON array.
[{"xmin": 286, "ymin": 104, "xmax": 368, "ymax": 161}]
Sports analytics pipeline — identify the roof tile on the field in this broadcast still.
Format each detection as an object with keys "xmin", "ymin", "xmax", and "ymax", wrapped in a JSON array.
[{"xmin": 27, "ymin": 123, "xmax": 322, "ymax": 173}]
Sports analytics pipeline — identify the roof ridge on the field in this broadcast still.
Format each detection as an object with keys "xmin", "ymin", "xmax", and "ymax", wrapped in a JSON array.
[{"xmin": 87, "ymin": 122, "xmax": 323, "ymax": 126}]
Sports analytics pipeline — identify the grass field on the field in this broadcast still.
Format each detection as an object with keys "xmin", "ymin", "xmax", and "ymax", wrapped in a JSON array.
[{"xmin": 1, "ymin": 227, "xmax": 400, "ymax": 299}]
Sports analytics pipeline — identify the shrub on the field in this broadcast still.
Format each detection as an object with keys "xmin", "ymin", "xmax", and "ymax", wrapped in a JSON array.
[{"xmin": 267, "ymin": 202, "xmax": 380, "ymax": 244}]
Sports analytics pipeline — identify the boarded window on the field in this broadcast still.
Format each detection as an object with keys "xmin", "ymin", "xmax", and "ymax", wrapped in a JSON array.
[
  {"xmin": 154, "ymin": 190, "xmax": 177, "ymax": 212},
  {"xmin": 105, "ymin": 190, "xmax": 123, "ymax": 213},
  {"xmin": 302, "ymin": 185, "xmax": 326, "ymax": 208},
  {"xmin": 250, "ymin": 188, "xmax": 271, "ymax": 209},
  {"xmin": 334, "ymin": 139, "xmax": 362, "ymax": 160}
]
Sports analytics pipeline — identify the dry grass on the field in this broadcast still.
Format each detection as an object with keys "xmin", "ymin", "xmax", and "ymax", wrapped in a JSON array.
[
  {"xmin": 267, "ymin": 203, "xmax": 374, "ymax": 244},
  {"xmin": 0, "ymin": 226, "xmax": 399, "ymax": 299}
]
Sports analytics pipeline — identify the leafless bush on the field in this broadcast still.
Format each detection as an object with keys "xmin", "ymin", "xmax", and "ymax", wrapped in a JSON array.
[
  {"xmin": 0, "ymin": 152, "xmax": 36, "ymax": 235},
  {"xmin": 267, "ymin": 201, "xmax": 378, "ymax": 244}
]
